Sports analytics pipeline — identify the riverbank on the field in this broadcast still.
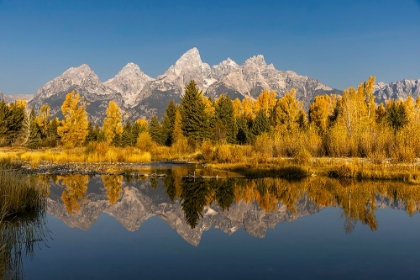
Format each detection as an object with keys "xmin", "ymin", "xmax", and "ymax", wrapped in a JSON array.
[
  {"xmin": 206, "ymin": 157, "xmax": 420, "ymax": 183},
  {"xmin": 1, "ymin": 148, "xmax": 420, "ymax": 183}
]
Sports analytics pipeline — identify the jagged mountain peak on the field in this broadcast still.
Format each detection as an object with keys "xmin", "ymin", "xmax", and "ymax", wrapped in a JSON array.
[
  {"xmin": 211, "ymin": 58, "xmax": 240, "ymax": 81},
  {"xmin": 374, "ymin": 78, "xmax": 420, "ymax": 103},
  {"xmin": 220, "ymin": 57, "xmax": 238, "ymax": 67},
  {"xmin": 244, "ymin": 54, "xmax": 267, "ymax": 67},
  {"xmin": 104, "ymin": 63, "xmax": 153, "ymax": 107},
  {"xmin": 63, "ymin": 63, "xmax": 95, "ymax": 75},
  {"xmin": 106, "ymin": 62, "xmax": 152, "ymax": 81},
  {"xmin": 172, "ymin": 47, "xmax": 205, "ymax": 75}
]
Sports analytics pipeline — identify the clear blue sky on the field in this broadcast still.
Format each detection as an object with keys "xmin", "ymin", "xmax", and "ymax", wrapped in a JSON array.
[{"xmin": 0, "ymin": 0, "xmax": 419, "ymax": 94}]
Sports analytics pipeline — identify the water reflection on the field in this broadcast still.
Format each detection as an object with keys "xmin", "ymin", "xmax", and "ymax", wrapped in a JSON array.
[{"xmin": 44, "ymin": 172, "xmax": 420, "ymax": 245}]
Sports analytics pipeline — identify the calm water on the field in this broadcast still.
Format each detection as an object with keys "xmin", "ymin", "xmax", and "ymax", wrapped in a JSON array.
[{"xmin": 7, "ymin": 166, "xmax": 420, "ymax": 279}]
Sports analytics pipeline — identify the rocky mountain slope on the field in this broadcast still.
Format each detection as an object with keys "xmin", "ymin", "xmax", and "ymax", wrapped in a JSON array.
[
  {"xmin": 374, "ymin": 78, "xmax": 420, "ymax": 104},
  {"xmin": 29, "ymin": 64, "xmax": 125, "ymax": 123},
  {"xmin": 28, "ymin": 48, "xmax": 341, "ymax": 121},
  {"xmin": 24, "ymin": 47, "xmax": 419, "ymax": 122}
]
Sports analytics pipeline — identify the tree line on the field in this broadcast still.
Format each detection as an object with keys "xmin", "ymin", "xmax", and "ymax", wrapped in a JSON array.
[{"xmin": 1, "ymin": 77, "xmax": 420, "ymax": 163}]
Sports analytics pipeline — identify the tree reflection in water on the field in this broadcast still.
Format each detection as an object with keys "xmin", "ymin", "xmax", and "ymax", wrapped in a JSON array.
[
  {"xmin": 102, "ymin": 175, "xmax": 123, "ymax": 205},
  {"xmin": 164, "ymin": 176, "xmax": 420, "ymax": 232},
  {"xmin": 60, "ymin": 175, "xmax": 88, "ymax": 214}
]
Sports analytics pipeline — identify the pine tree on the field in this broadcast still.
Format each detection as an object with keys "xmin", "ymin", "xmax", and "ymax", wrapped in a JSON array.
[
  {"xmin": 27, "ymin": 108, "xmax": 40, "ymax": 149},
  {"xmin": 4, "ymin": 101, "xmax": 25, "ymax": 145},
  {"xmin": 0, "ymin": 99, "xmax": 9, "ymax": 144},
  {"xmin": 214, "ymin": 94, "xmax": 237, "ymax": 144},
  {"xmin": 35, "ymin": 105, "xmax": 50, "ymax": 140},
  {"xmin": 251, "ymin": 110, "xmax": 270, "ymax": 137},
  {"xmin": 85, "ymin": 121, "xmax": 97, "ymax": 144},
  {"xmin": 180, "ymin": 80, "xmax": 210, "ymax": 141},
  {"xmin": 121, "ymin": 120, "xmax": 133, "ymax": 147},
  {"xmin": 386, "ymin": 99, "xmax": 408, "ymax": 131},
  {"xmin": 161, "ymin": 100, "xmax": 177, "ymax": 146},
  {"xmin": 149, "ymin": 115, "xmax": 163, "ymax": 144},
  {"xmin": 236, "ymin": 116, "xmax": 251, "ymax": 144},
  {"xmin": 46, "ymin": 117, "xmax": 59, "ymax": 147}
]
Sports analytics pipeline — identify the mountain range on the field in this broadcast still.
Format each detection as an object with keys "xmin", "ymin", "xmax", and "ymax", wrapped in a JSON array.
[{"xmin": 1, "ymin": 47, "xmax": 419, "ymax": 122}]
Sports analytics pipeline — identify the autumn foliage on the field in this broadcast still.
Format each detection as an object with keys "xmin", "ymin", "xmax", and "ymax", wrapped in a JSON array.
[{"xmin": 1, "ymin": 77, "xmax": 420, "ymax": 165}]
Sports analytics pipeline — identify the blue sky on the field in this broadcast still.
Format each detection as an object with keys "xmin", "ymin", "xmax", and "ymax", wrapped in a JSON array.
[{"xmin": 0, "ymin": 0, "xmax": 419, "ymax": 94}]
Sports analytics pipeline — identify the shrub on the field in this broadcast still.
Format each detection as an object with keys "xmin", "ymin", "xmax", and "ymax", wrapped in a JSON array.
[
  {"xmin": 201, "ymin": 140, "xmax": 214, "ymax": 161},
  {"xmin": 254, "ymin": 133, "xmax": 273, "ymax": 163},
  {"xmin": 136, "ymin": 132, "xmax": 154, "ymax": 151},
  {"xmin": 215, "ymin": 144, "xmax": 232, "ymax": 163},
  {"xmin": 294, "ymin": 148, "xmax": 312, "ymax": 165}
]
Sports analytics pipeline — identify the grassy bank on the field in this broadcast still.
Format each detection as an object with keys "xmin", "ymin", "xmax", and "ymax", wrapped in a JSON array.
[
  {"xmin": 1, "ymin": 146, "xmax": 420, "ymax": 183},
  {"xmin": 207, "ymin": 157, "xmax": 420, "ymax": 183},
  {"xmin": 0, "ymin": 158, "xmax": 48, "ymax": 279}
]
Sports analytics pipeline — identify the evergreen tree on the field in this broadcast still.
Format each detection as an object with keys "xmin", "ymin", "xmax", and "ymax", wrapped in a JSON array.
[
  {"xmin": 121, "ymin": 120, "xmax": 133, "ymax": 147},
  {"xmin": 236, "ymin": 116, "xmax": 251, "ymax": 144},
  {"xmin": 149, "ymin": 115, "xmax": 163, "ymax": 144},
  {"xmin": 4, "ymin": 101, "xmax": 25, "ymax": 145},
  {"xmin": 85, "ymin": 121, "xmax": 98, "ymax": 144},
  {"xmin": 251, "ymin": 110, "xmax": 271, "ymax": 137},
  {"xmin": 387, "ymin": 100, "xmax": 408, "ymax": 131},
  {"xmin": 46, "ymin": 117, "xmax": 59, "ymax": 147},
  {"xmin": 214, "ymin": 94, "xmax": 237, "ymax": 144},
  {"xmin": 161, "ymin": 100, "xmax": 177, "ymax": 146},
  {"xmin": 180, "ymin": 80, "xmax": 210, "ymax": 141},
  {"xmin": 0, "ymin": 99, "xmax": 9, "ymax": 144},
  {"xmin": 27, "ymin": 108, "xmax": 40, "ymax": 149}
]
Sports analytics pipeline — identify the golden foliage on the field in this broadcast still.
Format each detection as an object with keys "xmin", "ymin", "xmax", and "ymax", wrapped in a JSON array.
[
  {"xmin": 60, "ymin": 175, "xmax": 88, "ymax": 214},
  {"xmin": 102, "ymin": 175, "xmax": 123, "ymax": 205},
  {"xmin": 102, "ymin": 101, "xmax": 123, "ymax": 144},
  {"xmin": 57, "ymin": 91, "xmax": 89, "ymax": 148}
]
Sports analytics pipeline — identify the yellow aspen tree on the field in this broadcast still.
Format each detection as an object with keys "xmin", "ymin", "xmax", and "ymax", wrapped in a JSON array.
[
  {"xmin": 232, "ymin": 98, "xmax": 243, "ymax": 118},
  {"xmin": 256, "ymin": 89, "xmax": 277, "ymax": 118},
  {"xmin": 271, "ymin": 88, "xmax": 306, "ymax": 132},
  {"xmin": 309, "ymin": 94, "xmax": 335, "ymax": 134},
  {"xmin": 57, "ymin": 91, "xmax": 89, "ymax": 148},
  {"xmin": 16, "ymin": 99, "xmax": 27, "ymax": 108},
  {"xmin": 242, "ymin": 97, "xmax": 256, "ymax": 121},
  {"xmin": 403, "ymin": 96, "xmax": 415, "ymax": 122},
  {"xmin": 102, "ymin": 101, "xmax": 123, "ymax": 144},
  {"xmin": 135, "ymin": 119, "xmax": 149, "ymax": 132},
  {"xmin": 202, "ymin": 96, "xmax": 215, "ymax": 117},
  {"xmin": 173, "ymin": 109, "xmax": 183, "ymax": 143}
]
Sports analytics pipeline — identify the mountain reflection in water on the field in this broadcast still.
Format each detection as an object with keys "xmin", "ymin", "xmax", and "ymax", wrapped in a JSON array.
[{"xmin": 40, "ymin": 171, "xmax": 420, "ymax": 246}]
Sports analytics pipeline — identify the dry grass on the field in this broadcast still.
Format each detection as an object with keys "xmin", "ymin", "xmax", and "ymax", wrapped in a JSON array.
[{"xmin": 0, "ymin": 145, "xmax": 152, "ymax": 167}]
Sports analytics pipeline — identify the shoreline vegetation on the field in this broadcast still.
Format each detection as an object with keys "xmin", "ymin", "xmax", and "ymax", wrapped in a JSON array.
[
  {"xmin": 0, "ymin": 149, "xmax": 419, "ymax": 183},
  {"xmin": 1, "ymin": 77, "xmax": 420, "ymax": 182},
  {"xmin": 0, "ymin": 159, "xmax": 47, "ymax": 279}
]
